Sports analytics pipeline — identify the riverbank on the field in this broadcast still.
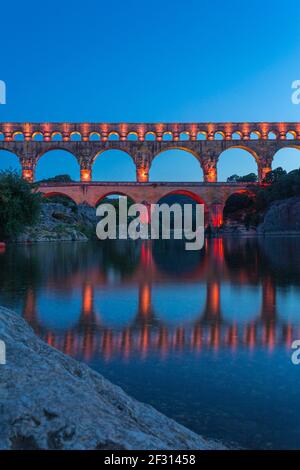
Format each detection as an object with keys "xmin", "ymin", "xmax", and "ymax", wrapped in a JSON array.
[
  {"xmin": 7, "ymin": 196, "xmax": 300, "ymax": 243},
  {"xmin": 0, "ymin": 306, "xmax": 225, "ymax": 450}
]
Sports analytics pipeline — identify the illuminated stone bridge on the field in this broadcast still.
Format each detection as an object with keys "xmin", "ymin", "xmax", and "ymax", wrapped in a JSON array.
[{"xmin": 1, "ymin": 122, "xmax": 300, "ymax": 227}]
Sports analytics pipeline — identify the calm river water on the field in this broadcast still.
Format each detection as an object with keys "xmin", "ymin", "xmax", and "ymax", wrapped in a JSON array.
[{"xmin": 1, "ymin": 237, "xmax": 300, "ymax": 449}]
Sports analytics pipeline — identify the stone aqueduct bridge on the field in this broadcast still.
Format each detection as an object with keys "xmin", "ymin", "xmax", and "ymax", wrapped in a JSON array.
[{"xmin": 1, "ymin": 121, "xmax": 300, "ymax": 227}]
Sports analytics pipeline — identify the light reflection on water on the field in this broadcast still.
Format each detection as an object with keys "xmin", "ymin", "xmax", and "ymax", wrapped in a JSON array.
[{"xmin": 1, "ymin": 237, "xmax": 300, "ymax": 449}]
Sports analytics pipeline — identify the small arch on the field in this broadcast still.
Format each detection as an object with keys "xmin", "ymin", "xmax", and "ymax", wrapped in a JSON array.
[
  {"xmin": 162, "ymin": 132, "xmax": 173, "ymax": 141},
  {"xmin": 0, "ymin": 132, "xmax": 4, "ymax": 141},
  {"xmin": 232, "ymin": 131, "xmax": 242, "ymax": 140},
  {"xmin": 286, "ymin": 131, "xmax": 296, "ymax": 140},
  {"xmin": 214, "ymin": 131, "xmax": 225, "ymax": 140},
  {"xmin": 179, "ymin": 132, "xmax": 190, "ymax": 141},
  {"xmin": 268, "ymin": 131, "xmax": 277, "ymax": 140},
  {"xmin": 51, "ymin": 132, "xmax": 63, "ymax": 141},
  {"xmin": 89, "ymin": 132, "xmax": 101, "ymax": 141},
  {"xmin": 13, "ymin": 132, "xmax": 25, "ymax": 141},
  {"xmin": 197, "ymin": 132, "xmax": 207, "ymax": 141},
  {"xmin": 70, "ymin": 132, "xmax": 82, "ymax": 141},
  {"xmin": 145, "ymin": 132, "xmax": 156, "ymax": 141},
  {"xmin": 127, "ymin": 132, "xmax": 138, "ymax": 141},
  {"xmin": 108, "ymin": 132, "xmax": 120, "ymax": 141},
  {"xmin": 250, "ymin": 131, "xmax": 261, "ymax": 140},
  {"xmin": 32, "ymin": 132, "xmax": 44, "ymax": 141},
  {"xmin": 150, "ymin": 149, "xmax": 203, "ymax": 182}
]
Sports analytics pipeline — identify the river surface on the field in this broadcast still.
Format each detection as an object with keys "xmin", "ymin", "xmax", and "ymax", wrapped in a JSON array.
[{"xmin": 1, "ymin": 237, "xmax": 300, "ymax": 449}]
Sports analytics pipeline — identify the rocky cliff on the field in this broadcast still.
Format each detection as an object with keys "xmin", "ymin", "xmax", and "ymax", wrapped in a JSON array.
[
  {"xmin": 0, "ymin": 307, "xmax": 225, "ymax": 450},
  {"xmin": 17, "ymin": 203, "xmax": 98, "ymax": 242},
  {"xmin": 258, "ymin": 197, "xmax": 300, "ymax": 234}
]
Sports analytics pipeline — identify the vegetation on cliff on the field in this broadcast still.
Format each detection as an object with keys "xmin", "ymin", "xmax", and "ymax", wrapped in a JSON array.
[{"xmin": 0, "ymin": 171, "xmax": 41, "ymax": 241}]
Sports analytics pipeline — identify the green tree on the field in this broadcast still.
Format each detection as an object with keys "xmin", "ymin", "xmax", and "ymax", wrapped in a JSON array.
[
  {"xmin": 227, "ymin": 173, "xmax": 258, "ymax": 182},
  {"xmin": 0, "ymin": 170, "xmax": 41, "ymax": 240},
  {"xmin": 39, "ymin": 174, "xmax": 73, "ymax": 183},
  {"xmin": 263, "ymin": 167, "xmax": 287, "ymax": 184}
]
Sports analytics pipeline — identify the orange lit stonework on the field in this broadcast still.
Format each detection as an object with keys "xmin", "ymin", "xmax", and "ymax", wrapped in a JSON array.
[
  {"xmin": 22, "ymin": 168, "xmax": 34, "ymax": 182},
  {"xmin": 80, "ymin": 169, "xmax": 91, "ymax": 182}
]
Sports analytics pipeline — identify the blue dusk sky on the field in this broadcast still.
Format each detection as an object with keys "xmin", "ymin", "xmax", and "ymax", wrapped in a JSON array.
[{"xmin": 0, "ymin": 0, "xmax": 300, "ymax": 181}]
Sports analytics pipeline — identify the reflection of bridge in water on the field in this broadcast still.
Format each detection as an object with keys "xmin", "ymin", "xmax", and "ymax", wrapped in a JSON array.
[{"xmin": 21, "ymin": 240, "xmax": 297, "ymax": 360}]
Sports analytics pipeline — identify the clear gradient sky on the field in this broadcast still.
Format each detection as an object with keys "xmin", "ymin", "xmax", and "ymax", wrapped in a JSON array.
[{"xmin": 1, "ymin": 0, "xmax": 300, "ymax": 180}]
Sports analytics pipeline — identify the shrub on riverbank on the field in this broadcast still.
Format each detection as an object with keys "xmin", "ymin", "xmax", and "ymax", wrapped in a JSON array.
[
  {"xmin": 224, "ymin": 167, "xmax": 300, "ymax": 228},
  {"xmin": 0, "ymin": 171, "xmax": 41, "ymax": 241}
]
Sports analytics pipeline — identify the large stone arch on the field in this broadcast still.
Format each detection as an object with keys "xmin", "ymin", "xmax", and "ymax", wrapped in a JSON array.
[
  {"xmin": 272, "ymin": 145, "xmax": 300, "ymax": 173},
  {"xmin": 35, "ymin": 148, "xmax": 80, "ymax": 181},
  {"xmin": 217, "ymin": 146, "xmax": 259, "ymax": 182},
  {"xmin": 92, "ymin": 149, "xmax": 136, "ymax": 182},
  {"xmin": 0, "ymin": 148, "xmax": 22, "ymax": 171},
  {"xmin": 150, "ymin": 148, "xmax": 203, "ymax": 182}
]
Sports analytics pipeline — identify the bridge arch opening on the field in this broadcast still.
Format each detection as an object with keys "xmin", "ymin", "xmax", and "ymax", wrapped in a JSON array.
[
  {"xmin": 35, "ymin": 149, "xmax": 80, "ymax": 181},
  {"xmin": 156, "ymin": 190, "xmax": 208, "ymax": 227},
  {"xmin": 0, "ymin": 149, "xmax": 22, "ymax": 172},
  {"xmin": 250, "ymin": 131, "xmax": 261, "ymax": 140},
  {"xmin": 145, "ymin": 132, "xmax": 156, "ymax": 141},
  {"xmin": 197, "ymin": 132, "xmax": 207, "ymax": 140},
  {"xmin": 89, "ymin": 132, "xmax": 101, "ymax": 141},
  {"xmin": 232, "ymin": 132, "xmax": 242, "ymax": 140},
  {"xmin": 214, "ymin": 131, "xmax": 224, "ymax": 140},
  {"xmin": 127, "ymin": 132, "xmax": 138, "ymax": 141},
  {"xmin": 32, "ymin": 132, "xmax": 44, "ymax": 141},
  {"xmin": 92, "ymin": 149, "xmax": 136, "ymax": 182},
  {"xmin": 13, "ymin": 132, "xmax": 25, "ymax": 141},
  {"xmin": 41, "ymin": 192, "xmax": 78, "ymax": 207},
  {"xmin": 95, "ymin": 192, "xmax": 136, "ymax": 209},
  {"xmin": 179, "ymin": 132, "xmax": 190, "ymax": 141},
  {"xmin": 70, "ymin": 132, "xmax": 82, "ymax": 141},
  {"xmin": 162, "ymin": 132, "xmax": 173, "ymax": 141},
  {"xmin": 108, "ymin": 132, "xmax": 120, "ymax": 141},
  {"xmin": 0, "ymin": 132, "xmax": 4, "ymax": 141},
  {"xmin": 51, "ymin": 132, "xmax": 63, "ymax": 141},
  {"xmin": 223, "ymin": 190, "xmax": 256, "ymax": 227},
  {"xmin": 272, "ymin": 147, "xmax": 300, "ymax": 173},
  {"xmin": 150, "ymin": 149, "xmax": 203, "ymax": 182},
  {"xmin": 217, "ymin": 147, "xmax": 258, "ymax": 182},
  {"xmin": 286, "ymin": 131, "xmax": 296, "ymax": 140}
]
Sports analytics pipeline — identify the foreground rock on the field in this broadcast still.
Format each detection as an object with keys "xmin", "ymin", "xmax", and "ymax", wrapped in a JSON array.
[
  {"xmin": 0, "ymin": 307, "xmax": 225, "ymax": 450},
  {"xmin": 17, "ymin": 203, "xmax": 98, "ymax": 242}
]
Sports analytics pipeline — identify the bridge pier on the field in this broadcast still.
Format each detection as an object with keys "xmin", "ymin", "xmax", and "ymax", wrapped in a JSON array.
[{"xmin": 208, "ymin": 203, "xmax": 224, "ymax": 230}]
